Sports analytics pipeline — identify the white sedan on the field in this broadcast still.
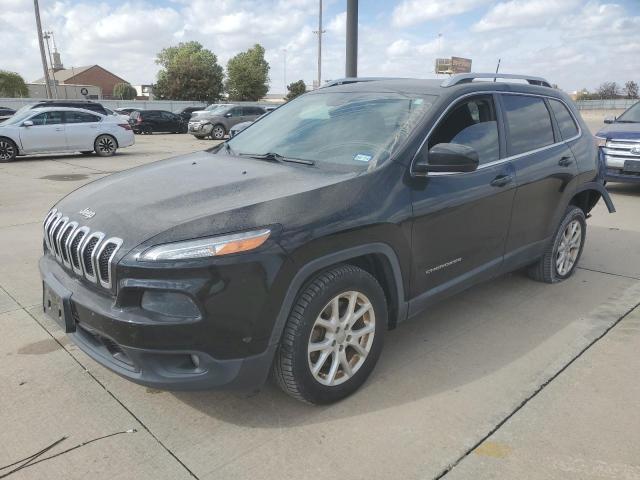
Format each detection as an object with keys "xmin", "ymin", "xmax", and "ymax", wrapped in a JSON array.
[{"xmin": 0, "ymin": 107, "xmax": 135, "ymax": 162}]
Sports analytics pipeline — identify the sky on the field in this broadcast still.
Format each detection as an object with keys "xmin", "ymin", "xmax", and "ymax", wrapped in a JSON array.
[{"xmin": 1, "ymin": 0, "xmax": 639, "ymax": 94}]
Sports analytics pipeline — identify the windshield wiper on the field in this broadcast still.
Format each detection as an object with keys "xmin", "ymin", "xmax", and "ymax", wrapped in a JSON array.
[
  {"xmin": 240, "ymin": 152, "xmax": 315, "ymax": 165},
  {"xmin": 615, "ymin": 120, "xmax": 638, "ymax": 123}
]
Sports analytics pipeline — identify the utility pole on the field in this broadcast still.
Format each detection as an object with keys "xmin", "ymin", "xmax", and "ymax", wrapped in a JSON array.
[
  {"xmin": 34, "ymin": 0, "xmax": 52, "ymax": 99},
  {"xmin": 313, "ymin": 0, "xmax": 325, "ymax": 88},
  {"xmin": 43, "ymin": 31, "xmax": 59, "ymax": 98},
  {"xmin": 345, "ymin": 0, "xmax": 358, "ymax": 77}
]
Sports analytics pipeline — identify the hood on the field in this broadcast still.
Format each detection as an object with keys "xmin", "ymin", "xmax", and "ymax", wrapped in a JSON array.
[
  {"xmin": 53, "ymin": 151, "xmax": 357, "ymax": 251},
  {"xmin": 596, "ymin": 122, "xmax": 640, "ymax": 139}
]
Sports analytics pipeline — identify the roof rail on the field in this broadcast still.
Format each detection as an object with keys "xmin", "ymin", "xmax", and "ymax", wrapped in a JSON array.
[
  {"xmin": 320, "ymin": 77, "xmax": 406, "ymax": 88},
  {"xmin": 441, "ymin": 73, "xmax": 552, "ymax": 88}
]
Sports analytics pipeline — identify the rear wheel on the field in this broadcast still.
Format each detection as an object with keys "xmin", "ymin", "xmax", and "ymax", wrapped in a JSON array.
[
  {"xmin": 274, "ymin": 264, "xmax": 386, "ymax": 404},
  {"xmin": 94, "ymin": 135, "xmax": 118, "ymax": 157},
  {"xmin": 528, "ymin": 206, "xmax": 586, "ymax": 283},
  {"xmin": 0, "ymin": 138, "xmax": 17, "ymax": 162},
  {"xmin": 211, "ymin": 124, "xmax": 226, "ymax": 140},
  {"xmin": 143, "ymin": 125, "xmax": 153, "ymax": 135}
]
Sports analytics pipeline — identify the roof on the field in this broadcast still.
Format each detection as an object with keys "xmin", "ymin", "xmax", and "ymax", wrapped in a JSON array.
[
  {"xmin": 25, "ymin": 106, "xmax": 106, "ymax": 115},
  {"xmin": 33, "ymin": 65, "xmax": 128, "ymax": 84}
]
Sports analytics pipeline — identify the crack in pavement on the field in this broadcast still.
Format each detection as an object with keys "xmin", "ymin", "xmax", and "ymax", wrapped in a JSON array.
[
  {"xmin": 577, "ymin": 265, "xmax": 640, "ymax": 281},
  {"xmin": 435, "ymin": 294, "xmax": 640, "ymax": 479},
  {"xmin": 0, "ymin": 283, "xmax": 201, "ymax": 480}
]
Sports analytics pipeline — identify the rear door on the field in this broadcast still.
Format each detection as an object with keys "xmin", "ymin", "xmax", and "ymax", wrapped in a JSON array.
[
  {"xmin": 500, "ymin": 93, "xmax": 578, "ymax": 265},
  {"xmin": 19, "ymin": 111, "xmax": 67, "ymax": 153},
  {"xmin": 160, "ymin": 111, "xmax": 176, "ymax": 131},
  {"xmin": 64, "ymin": 111, "xmax": 102, "ymax": 150},
  {"xmin": 409, "ymin": 94, "xmax": 516, "ymax": 309}
]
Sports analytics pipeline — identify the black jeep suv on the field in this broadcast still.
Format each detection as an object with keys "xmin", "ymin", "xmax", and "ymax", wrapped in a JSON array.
[{"xmin": 40, "ymin": 74, "xmax": 614, "ymax": 404}]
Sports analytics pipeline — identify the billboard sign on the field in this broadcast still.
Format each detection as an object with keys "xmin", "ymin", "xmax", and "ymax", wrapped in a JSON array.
[{"xmin": 451, "ymin": 57, "xmax": 472, "ymax": 74}]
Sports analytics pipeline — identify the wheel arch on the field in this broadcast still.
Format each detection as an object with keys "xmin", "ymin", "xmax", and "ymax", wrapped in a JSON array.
[
  {"xmin": 0, "ymin": 135, "xmax": 20, "ymax": 153},
  {"xmin": 570, "ymin": 182, "xmax": 615, "ymax": 215},
  {"xmin": 268, "ymin": 243, "xmax": 408, "ymax": 348},
  {"xmin": 95, "ymin": 133, "xmax": 119, "ymax": 148}
]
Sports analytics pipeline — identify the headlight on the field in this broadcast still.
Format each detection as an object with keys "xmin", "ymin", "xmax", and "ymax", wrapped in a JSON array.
[
  {"xmin": 138, "ymin": 229, "xmax": 271, "ymax": 261},
  {"xmin": 594, "ymin": 136, "xmax": 607, "ymax": 147}
]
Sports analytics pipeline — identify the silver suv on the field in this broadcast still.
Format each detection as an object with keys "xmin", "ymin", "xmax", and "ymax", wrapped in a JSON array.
[{"xmin": 188, "ymin": 104, "xmax": 266, "ymax": 140}]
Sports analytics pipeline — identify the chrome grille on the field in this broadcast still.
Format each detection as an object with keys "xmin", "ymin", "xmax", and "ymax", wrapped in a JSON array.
[
  {"xmin": 602, "ymin": 138, "xmax": 640, "ymax": 170},
  {"xmin": 43, "ymin": 209, "xmax": 123, "ymax": 290}
]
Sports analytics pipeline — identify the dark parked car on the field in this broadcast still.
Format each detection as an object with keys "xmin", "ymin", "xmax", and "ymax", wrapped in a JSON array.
[
  {"xmin": 177, "ymin": 106, "xmax": 205, "ymax": 122},
  {"xmin": 114, "ymin": 107, "xmax": 140, "ymax": 116},
  {"xmin": 39, "ymin": 74, "xmax": 614, "ymax": 404},
  {"xmin": 128, "ymin": 110, "xmax": 187, "ymax": 134},
  {"xmin": 0, "ymin": 107, "xmax": 16, "ymax": 121},
  {"xmin": 28, "ymin": 100, "xmax": 108, "ymax": 116},
  {"xmin": 595, "ymin": 100, "xmax": 640, "ymax": 183}
]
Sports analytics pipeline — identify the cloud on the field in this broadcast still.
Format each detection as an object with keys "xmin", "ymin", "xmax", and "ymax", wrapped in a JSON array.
[
  {"xmin": 472, "ymin": 0, "xmax": 580, "ymax": 32},
  {"xmin": 392, "ymin": 0, "xmax": 488, "ymax": 28}
]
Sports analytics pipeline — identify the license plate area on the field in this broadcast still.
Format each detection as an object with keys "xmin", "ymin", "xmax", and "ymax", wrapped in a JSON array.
[
  {"xmin": 43, "ymin": 275, "xmax": 75, "ymax": 333},
  {"xmin": 623, "ymin": 160, "xmax": 640, "ymax": 173}
]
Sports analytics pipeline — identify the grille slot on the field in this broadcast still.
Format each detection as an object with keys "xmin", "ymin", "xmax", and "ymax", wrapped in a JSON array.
[{"xmin": 42, "ymin": 210, "xmax": 122, "ymax": 290}]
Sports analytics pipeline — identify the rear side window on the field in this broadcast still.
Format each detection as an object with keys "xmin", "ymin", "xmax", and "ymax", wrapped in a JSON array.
[
  {"xmin": 548, "ymin": 99, "xmax": 579, "ymax": 140},
  {"xmin": 130, "ymin": 111, "xmax": 139, "ymax": 119},
  {"xmin": 65, "ymin": 111, "xmax": 100, "ymax": 123},
  {"xmin": 429, "ymin": 95, "xmax": 500, "ymax": 165},
  {"xmin": 502, "ymin": 95, "xmax": 554, "ymax": 156}
]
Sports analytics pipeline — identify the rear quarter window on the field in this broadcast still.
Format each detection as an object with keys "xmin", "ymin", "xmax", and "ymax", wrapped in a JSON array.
[
  {"xmin": 548, "ymin": 99, "xmax": 579, "ymax": 140},
  {"xmin": 502, "ymin": 95, "xmax": 555, "ymax": 156}
]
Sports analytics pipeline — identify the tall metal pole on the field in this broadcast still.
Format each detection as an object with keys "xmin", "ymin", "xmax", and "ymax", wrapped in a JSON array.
[
  {"xmin": 34, "ymin": 0, "xmax": 52, "ymax": 99},
  {"xmin": 316, "ymin": 0, "xmax": 324, "ymax": 87},
  {"xmin": 43, "ymin": 32, "xmax": 59, "ymax": 99},
  {"xmin": 345, "ymin": 0, "xmax": 358, "ymax": 77}
]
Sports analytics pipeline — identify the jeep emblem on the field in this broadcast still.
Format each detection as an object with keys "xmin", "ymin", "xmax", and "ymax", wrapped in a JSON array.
[{"xmin": 79, "ymin": 208, "xmax": 96, "ymax": 219}]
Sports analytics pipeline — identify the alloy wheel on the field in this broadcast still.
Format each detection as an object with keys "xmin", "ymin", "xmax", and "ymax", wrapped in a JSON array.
[
  {"xmin": 0, "ymin": 140, "xmax": 15, "ymax": 161},
  {"xmin": 307, "ymin": 291, "xmax": 376, "ymax": 386},
  {"xmin": 212, "ymin": 125, "xmax": 225, "ymax": 139},
  {"xmin": 556, "ymin": 219, "xmax": 582, "ymax": 275},
  {"xmin": 96, "ymin": 136, "xmax": 116, "ymax": 155}
]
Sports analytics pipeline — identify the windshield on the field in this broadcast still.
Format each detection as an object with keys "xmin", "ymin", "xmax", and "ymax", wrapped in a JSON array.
[
  {"xmin": 225, "ymin": 91, "xmax": 435, "ymax": 169},
  {"xmin": 205, "ymin": 104, "xmax": 231, "ymax": 113},
  {"xmin": 616, "ymin": 102, "xmax": 640, "ymax": 123},
  {"xmin": 1, "ymin": 109, "xmax": 36, "ymax": 126}
]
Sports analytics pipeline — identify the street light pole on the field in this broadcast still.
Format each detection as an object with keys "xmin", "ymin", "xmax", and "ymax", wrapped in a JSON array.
[
  {"xmin": 43, "ymin": 31, "xmax": 59, "ymax": 99},
  {"xmin": 313, "ymin": 0, "xmax": 325, "ymax": 88},
  {"xmin": 345, "ymin": 0, "xmax": 358, "ymax": 77},
  {"xmin": 34, "ymin": 0, "xmax": 52, "ymax": 99}
]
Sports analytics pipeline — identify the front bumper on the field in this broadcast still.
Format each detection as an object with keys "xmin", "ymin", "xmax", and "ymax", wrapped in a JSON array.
[
  {"xmin": 605, "ymin": 169, "xmax": 640, "ymax": 184},
  {"xmin": 39, "ymin": 252, "xmax": 285, "ymax": 391},
  {"xmin": 188, "ymin": 122, "xmax": 212, "ymax": 136}
]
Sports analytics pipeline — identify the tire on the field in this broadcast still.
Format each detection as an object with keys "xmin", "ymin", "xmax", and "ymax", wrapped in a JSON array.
[
  {"xmin": 94, "ymin": 135, "xmax": 118, "ymax": 157},
  {"xmin": 211, "ymin": 124, "xmax": 226, "ymax": 140},
  {"xmin": 0, "ymin": 138, "xmax": 18, "ymax": 162},
  {"xmin": 273, "ymin": 264, "xmax": 387, "ymax": 404},
  {"xmin": 143, "ymin": 125, "xmax": 153, "ymax": 135},
  {"xmin": 528, "ymin": 205, "xmax": 586, "ymax": 283}
]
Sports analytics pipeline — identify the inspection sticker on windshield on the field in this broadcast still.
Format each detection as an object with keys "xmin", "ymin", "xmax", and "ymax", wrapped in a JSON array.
[{"xmin": 353, "ymin": 153, "xmax": 372, "ymax": 162}]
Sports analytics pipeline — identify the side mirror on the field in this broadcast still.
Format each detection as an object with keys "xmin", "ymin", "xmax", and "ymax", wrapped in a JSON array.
[
  {"xmin": 22, "ymin": 120, "xmax": 33, "ymax": 127},
  {"xmin": 603, "ymin": 116, "xmax": 615, "ymax": 124},
  {"xmin": 413, "ymin": 143, "xmax": 479, "ymax": 175},
  {"xmin": 224, "ymin": 112, "xmax": 232, "ymax": 118}
]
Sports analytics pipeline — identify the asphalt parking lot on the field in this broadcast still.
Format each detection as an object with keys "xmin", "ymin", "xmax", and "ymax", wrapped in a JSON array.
[{"xmin": 1, "ymin": 119, "xmax": 639, "ymax": 480}]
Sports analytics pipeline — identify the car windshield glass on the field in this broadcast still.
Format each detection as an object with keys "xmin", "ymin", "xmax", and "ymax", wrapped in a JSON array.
[
  {"xmin": 1, "ymin": 109, "xmax": 36, "ymax": 125},
  {"xmin": 205, "ymin": 104, "xmax": 230, "ymax": 113},
  {"xmin": 225, "ymin": 91, "xmax": 436, "ymax": 170},
  {"xmin": 616, "ymin": 102, "xmax": 640, "ymax": 123}
]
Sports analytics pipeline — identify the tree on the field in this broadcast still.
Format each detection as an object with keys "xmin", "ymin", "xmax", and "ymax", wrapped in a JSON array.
[
  {"xmin": 154, "ymin": 41, "xmax": 224, "ymax": 102},
  {"xmin": 285, "ymin": 80, "xmax": 306, "ymax": 101},
  {"xmin": 624, "ymin": 80, "xmax": 638, "ymax": 99},
  {"xmin": 596, "ymin": 81, "xmax": 619, "ymax": 99},
  {"xmin": 0, "ymin": 70, "xmax": 28, "ymax": 97},
  {"xmin": 225, "ymin": 44, "xmax": 270, "ymax": 101},
  {"xmin": 113, "ymin": 82, "xmax": 137, "ymax": 100}
]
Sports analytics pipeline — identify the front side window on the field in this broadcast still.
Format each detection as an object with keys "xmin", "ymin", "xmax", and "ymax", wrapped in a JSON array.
[
  {"xmin": 502, "ymin": 95, "xmax": 554, "ymax": 155},
  {"xmin": 30, "ymin": 111, "xmax": 64, "ymax": 126},
  {"xmin": 428, "ymin": 95, "xmax": 499, "ymax": 165},
  {"xmin": 226, "ymin": 91, "xmax": 435, "ymax": 170},
  {"xmin": 65, "ymin": 111, "xmax": 100, "ymax": 124},
  {"xmin": 548, "ymin": 99, "xmax": 578, "ymax": 140}
]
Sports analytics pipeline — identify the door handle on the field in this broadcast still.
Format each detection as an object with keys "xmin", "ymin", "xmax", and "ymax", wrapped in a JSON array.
[
  {"xmin": 490, "ymin": 175, "xmax": 513, "ymax": 187},
  {"xmin": 558, "ymin": 156, "xmax": 573, "ymax": 167}
]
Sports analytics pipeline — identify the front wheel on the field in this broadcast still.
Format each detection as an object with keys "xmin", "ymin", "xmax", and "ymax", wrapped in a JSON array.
[
  {"xmin": 273, "ymin": 264, "xmax": 386, "ymax": 404},
  {"xmin": 528, "ymin": 206, "xmax": 586, "ymax": 283},
  {"xmin": 94, "ymin": 135, "xmax": 118, "ymax": 157},
  {"xmin": 0, "ymin": 138, "xmax": 18, "ymax": 162},
  {"xmin": 211, "ymin": 124, "xmax": 226, "ymax": 140}
]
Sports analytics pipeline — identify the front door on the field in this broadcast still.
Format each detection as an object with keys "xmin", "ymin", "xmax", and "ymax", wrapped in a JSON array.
[
  {"xmin": 19, "ymin": 111, "xmax": 67, "ymax": 153},
  {"xmin": 409, "ymin": 94, "xmax": 516, "ymax": 311}
]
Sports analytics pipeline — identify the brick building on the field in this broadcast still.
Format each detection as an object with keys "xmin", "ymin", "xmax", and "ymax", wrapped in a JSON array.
[{"xmin": 34, "ymin": 65, "xmax": 130, "ymax": 98}]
